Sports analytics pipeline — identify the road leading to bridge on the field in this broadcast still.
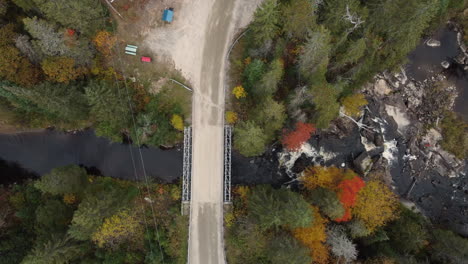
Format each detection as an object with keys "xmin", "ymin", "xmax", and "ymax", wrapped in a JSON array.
[{"xmin": 188, "ymin": 0, "xmax": 236, "ymax": 263}]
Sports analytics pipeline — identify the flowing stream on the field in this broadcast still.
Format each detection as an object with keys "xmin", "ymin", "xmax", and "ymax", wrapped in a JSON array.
[{"xmin": 0, "ymin": 26, "xmax": 467, "ymax": 234}]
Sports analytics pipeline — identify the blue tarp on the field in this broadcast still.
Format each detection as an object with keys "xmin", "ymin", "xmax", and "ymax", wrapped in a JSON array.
[{"xmin": 162, "ymin": 9, "xmax": 173, "ymax": 22}]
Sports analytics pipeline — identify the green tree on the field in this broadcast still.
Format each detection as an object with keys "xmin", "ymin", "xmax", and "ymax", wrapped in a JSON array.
[
  {"xmin": 250, "ymin": 97, "xmax": 286, "ymax": 141},
  {"xmin": 386, "ymin": 206, "xmax": 429, "ymax": 255},
  {"xmin": 256, "ymin": 59, "xmax": 284, "ymax": 98},
  {"xmin": 247, "ymin": 185, "xmax": 313, "ymax": 230},
  {"xmin": 333, "ymin": 38, "xmax": 367, "ymax": 69},
  {"xmin": 23, "ymin": 17, "xmax": 94, "ymax": 65},
  {"xmin": 34, "ymin": 199, "xmax": 74, "ymax": 242},
  {"xmin": 440, "ymin": 111, "xmax": 468, "ymax": 159},
  {"xmin": 21, "ymin": 236, "xmax": 83, "ymax": 264},
  {"xmin": 68, "ymin": 178, "xmax": 138, "ymax": 241},
  {"xmin": 243, "ymin": 59, "xmax": 266, "ymax": 92},
  {"xmin": 267, "ymin": 234, "xmax": 312, "ymax": 264},
  {"xmin": 280, "ymin": 0, "xmax": 316, "ymax": 39},
  {"xmin": 368, "ymin": 0, "xmax": 438, "ymax": 69},
  {"xmin": 250, "ymin": 0, "xmax": 280, "ymax": 44},
  {"xmin": 307, "ymin": 187, "xmax": 345, "ymax": 220},
  {"xmin": 430, "ymin": 229, "xmax": 468, "ymax": 263},
  {"xmin": 23, "ymin": 17, "xmax": 68, "ymax": 57},
  {"xmin": 32, "ymin": 0, "xmax": 108, "ymax": 35},
  {"xmin": 11, "ymin": 0, "xmax": 37, "ymax": 12},
  {"xmin": 234, "ymin": 121, "xmax": 268, "ymax": 157},
  {"xmin": 299, "ymin": 26, "xmax": 332, "ymax": 81},
  {"xmin": 85, "ymin": 80, "xmax": 131, "ymax": 142},
  {"xmin": 35, "ymin": 165, "xmax": 88, "ymax": 196},
  {"xmin": 311, "ymin": 83, "xmax": 340, "ymax": 129}
]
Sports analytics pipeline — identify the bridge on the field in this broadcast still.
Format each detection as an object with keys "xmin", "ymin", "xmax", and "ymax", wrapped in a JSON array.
[
  {"xmin": 182, "ymin": 125, "xmax": 232, "ymax": 208},
  {"xmin": 181, "ymin": 0, "xmax": 237, "ymax": 263}
]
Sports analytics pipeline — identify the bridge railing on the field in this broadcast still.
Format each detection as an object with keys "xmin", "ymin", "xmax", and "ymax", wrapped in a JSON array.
[
  {"xmin": 182, "ymin": 126, "xmax": 192, "ymax": 205},
  {"xmin": 224, "ymin": 125, "xmax": 232, "ymax": 204}
]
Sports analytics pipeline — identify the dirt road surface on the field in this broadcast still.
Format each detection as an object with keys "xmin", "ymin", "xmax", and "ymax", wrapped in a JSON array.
[{"xmin": 145, "ymin": 0, "xmax": 260, "ymax": 263}]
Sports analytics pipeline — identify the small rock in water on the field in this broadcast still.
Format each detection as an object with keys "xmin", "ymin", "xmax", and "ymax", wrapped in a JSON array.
[
  {"xmin": 426, "ymin": 39, "xmax": 441, "ymax": 47},
  {"xmin": 441, "ymin": 61, "xmax": 450, "ymax": 69}
]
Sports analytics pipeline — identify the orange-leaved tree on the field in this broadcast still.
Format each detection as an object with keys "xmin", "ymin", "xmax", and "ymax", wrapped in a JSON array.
[
  {"xmin": 334, "ymin": 175, "xmax": 365, "ymax": 222},
  {"xmin": 353, "ymin": 180, "xmax": 399, "ymax": 231},
  {"xmin": 293, "ymin": 206, "xmax": 330, "ymax": 264},
  {"xmin": 281, "ymin": 122, "xmax": 316, "ymax": 151}
]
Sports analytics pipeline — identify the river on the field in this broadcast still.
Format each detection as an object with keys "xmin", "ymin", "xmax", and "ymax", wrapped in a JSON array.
[{"xmin": 0, "ymin": 26, "xmax": 467, "ymax": 235}]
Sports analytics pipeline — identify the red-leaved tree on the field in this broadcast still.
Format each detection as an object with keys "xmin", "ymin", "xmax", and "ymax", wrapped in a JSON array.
[
  {"xmin": 334, "ymin": 176, "xmax": 365, "ymax": 222},
  {"xmin": 281, "ymin": 122, "xmax": 316, "ymax": 151}
]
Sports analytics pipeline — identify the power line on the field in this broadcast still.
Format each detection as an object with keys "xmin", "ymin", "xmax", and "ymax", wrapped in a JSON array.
[{"xmin": 108, "ymin": 15, "xmax": 166, "ymax": 263}]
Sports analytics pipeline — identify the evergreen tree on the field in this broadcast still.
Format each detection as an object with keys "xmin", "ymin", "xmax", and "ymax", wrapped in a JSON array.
[
  {"xmin": 68, "ymin": 178, "xmax": 138, "ymax": 241},
  {"xmin": 34, "ymin": 199, "xmax": 74, "ymax": 242},
  {"xmin": 311, "ymin": 83, "xmax": 340, "ymax": 129},
  {"xmin": 21, "ymin": 236, "xmax": 83, "ymax": 264},
  {"xmin": 32, "ymin": 0, "xmax": 108, "ymax": 36},
  {"xmin": 308, "ymin": 187, "xmax": 345, "ymax": 220},
  {"xmin": 299, "ymin": 26, "xmax": 331, "ymax": 81},
  {"xmin": 250, "ymin": 0, "xmax": 280, "ymax": 44},
  {"xmin": 233, "ymin": 121, "xmax": 268, "ymax": 157},
  {"xmin": 280, "ymin": 0, "xmax": 316, "ymax": 39},
  {"xmin": 247, "ymin": 185, "xmax": 313, "ymax": 230},
  {"xmin": 430, "ymin": 229, "xmax": 468, "ymax": 263},
  {"xmin": 35, "ymin": 165, "xmax": 88, "ymax": 196},
  {"xmin": 268, "ymin": 234, "xmax": 312, "ymax": 264},
  {"xmin": 256, "ymin": 59, "xmax": 284, "ymax": 98},
  {"xmin": 23, "ymin": 17, "xmax": 68, "ymax": 57},
  {"xmin": 368, "ymin": 0, "xmax": 438, "ymax": 69},
  {"xmin": 386, "ymin": 206, "xmax": 429, "ymax": 255},
  {"xmin": 250, "ymin": 97, "xmax": 286, "ymax": 141},
  {"xmin": 85, "ymin": 80, "xmax": 131, "ymax": 142}
]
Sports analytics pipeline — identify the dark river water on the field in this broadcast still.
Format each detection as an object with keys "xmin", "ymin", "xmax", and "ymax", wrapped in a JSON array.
[
  {"xmin": 407, "ymin": 27, "xmax": 468, "ymax": 120},
  {"xmin": 0, "ymin": 26, "xmax": 467, "ymax": 235}
]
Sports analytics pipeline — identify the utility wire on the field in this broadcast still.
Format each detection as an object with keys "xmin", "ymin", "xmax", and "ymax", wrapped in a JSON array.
[{"xmin": 108, "ymin": 13, "xmax": 166, "ymax": 264}]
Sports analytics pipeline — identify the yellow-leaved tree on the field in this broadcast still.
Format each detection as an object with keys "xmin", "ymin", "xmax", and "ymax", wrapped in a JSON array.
[
  {"xmin": 341, "ymin": 93, "xmax": 368, "ymax": 118},
  {"xmin": 353, "ymin": 180, "xmax": 399, "ymax": 231},
  {"xmin": 170, "ymin": 114, "xmax": 184, "ymax": 131},
  {"xmin": 41, "ymin": 56, "xmax": 86, "ymax": 83},
  {"xmin": 92, "ymin": 210, "xmax": 143, "ymax": 249},
  {"xmin": 302, "ymin": 166, "xmax": 353, "ymax": 190},
  {"xmin": 293, "ymin": 206, "xmax": 330, "ymax": 264},
  {"xmin": 226, "ymin": 111, "xmax": 238, "ymax": 124},
  {"xmin": 232, "ymin": 85, "xmax": 247, "ymax": 99},
  {"xmin": 93, "ymin": 31, "xmax": 117, "ymax": 57}
]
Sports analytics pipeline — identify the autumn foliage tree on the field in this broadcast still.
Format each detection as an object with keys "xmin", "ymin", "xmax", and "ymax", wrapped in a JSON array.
[
  {"xmin": 170, "ymin": 114, "xmax": 184, "ymax": 131},
  {"xmin": 93, "ymin": 31, "xmax": 116, "ymax": 57},
  {"xmin": 293, "ymin": 206, "xmax": 330, "ymax": 264},
  {"xmin": 353, "ymin": 180, "xmax": 399, "ymax": 231},
  {"xmin": 92, "ymin": 209, "xmax": 143, "ymax": 249},
  {"xmin": 334, "ymin": 176, "xmax": 365, "ymax": 222},
  {"xmin": 41, "ymin": 56, "xmax": 86, "ymax": 83},
  {"xmin": 302, "ymin": 166, "xmax": 346, "ymax": 190},
  {"xmin": 281, "ymin": 122, "xmax": 316, "ymax": 151},
  {"xmin": 341, "ymin": 93, "xmax": 368, "ymax": 118}
]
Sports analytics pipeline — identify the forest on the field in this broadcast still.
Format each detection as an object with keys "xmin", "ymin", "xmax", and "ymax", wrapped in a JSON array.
[
  {"xmin": 225, "ymin": 166, "xmax": 468, "ymax": 263},
  {"xmin": 0, "ymin": 0, "xmax": 188, "ymax": 146},
  {"xmin": 0, "ymin": 165, "xmax": 188, "ymax": 264},
  {"xmin": 228, "ymin": 0, "xmax": 467, "ymax": 158}
]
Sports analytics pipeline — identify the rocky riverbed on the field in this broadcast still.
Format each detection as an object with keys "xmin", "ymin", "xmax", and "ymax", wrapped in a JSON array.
[{"xmin": 272, "ymin": 25, "xmax": 468, "ymax": 236}]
